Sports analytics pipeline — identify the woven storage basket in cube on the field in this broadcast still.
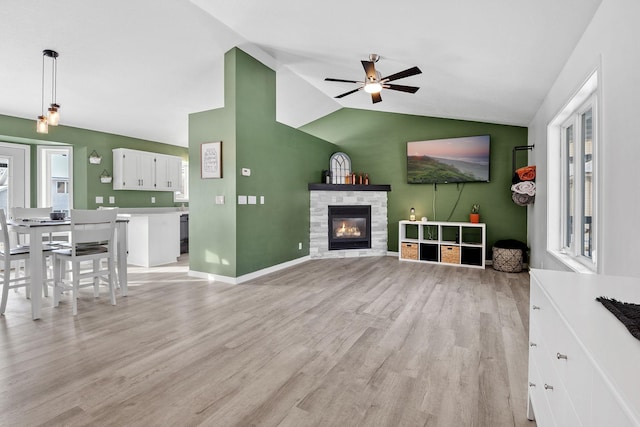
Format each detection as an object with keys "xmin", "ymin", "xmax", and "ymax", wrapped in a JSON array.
[
  {"xmin": 492, "ymin": 247, "xmax": 523, "ymax": 272},
  {"xmin": 401, "ymin": 243, "xmax": 418, "ymax": 260},
  {"xmin": 440, "ymin": 245, "xmax": 460, "ymax": 264}
]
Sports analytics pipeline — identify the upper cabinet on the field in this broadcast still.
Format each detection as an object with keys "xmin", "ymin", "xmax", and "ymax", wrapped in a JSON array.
[
  {"xmin": 154, "ymin": 155, "xmax": 182, "ymax": 191},
  {"xmin": 113, "ymin": 148, "xmax": 182, "ymax": 192}
]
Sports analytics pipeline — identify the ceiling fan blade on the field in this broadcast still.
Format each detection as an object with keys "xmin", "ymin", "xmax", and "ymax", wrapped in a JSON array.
[
  {"xmin": 325, "ymin": 78, "xmax": 361, "ymax": 83},
  {"xmin": 381, "ymin": 66, "xmax": 422, "ymax": 82},
  {"xmin": 384, "ymin": 84, "xmax": 420, "ymax": 94},
  {"xmin": 371, "ymin": 92, "xmax": 382, "ymax": 103},
  {"xmin": 361, "ymin": 60, "xmax": 377, "ymax": 81},
  {"xmin": 335, "ymin": 88, "xmax": 362, "ymax": 99}
]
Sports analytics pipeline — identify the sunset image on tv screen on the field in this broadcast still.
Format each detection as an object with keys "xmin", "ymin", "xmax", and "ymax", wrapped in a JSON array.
[{"xmin": 407, "ymin": 135, "xmax": 490, "ymax": 184}]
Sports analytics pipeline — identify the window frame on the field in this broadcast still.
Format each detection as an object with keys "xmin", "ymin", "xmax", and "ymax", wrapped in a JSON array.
[
  {"xmin": 547, "ymin": 70, "xmax": 599, "ymax": 273},
  {"xmin": 560, "ymin": 96, "xmax": 596, "ymax": 266},
  {"xmin": 173, "ymin": 159, "xmax": 189, "ymax": 202},
  {"xmin": 37, "ymin": 145, "xmax": 73, "ymax": 213}
]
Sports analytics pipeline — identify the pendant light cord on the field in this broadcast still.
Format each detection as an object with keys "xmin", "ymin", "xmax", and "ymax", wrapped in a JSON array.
[
  {"xmin": 41, "ymin": 52, "xmax": 46, "ymax": 116},
  {"xmin": 53, "ymin": 55, "xmax": 57, "ymax": 104}
]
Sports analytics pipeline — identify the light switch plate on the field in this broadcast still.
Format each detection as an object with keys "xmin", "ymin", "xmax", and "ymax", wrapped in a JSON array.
[
  {"xmin": 260, "ymin": 196, "xmax": 265, "ymax": 204},
  {"xmin": 215, "ymin": 195, "xmax": 225, "ymax": 205},
  {"xmin": 248, "ymin": 195, "xmax": 257, "ymax": 205},
  {"xmin": 95, "ymin": 196, "xmax": 104, "ymax": 204},
  {"xmin": 238, "ymin": 195, "xmax": 247, "ymax": 205}
]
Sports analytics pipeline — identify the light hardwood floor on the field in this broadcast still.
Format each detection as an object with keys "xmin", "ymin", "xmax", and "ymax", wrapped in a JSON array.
[{"xmin": 0, "ymin": 256, "xmax": 533, "ymax": 427}]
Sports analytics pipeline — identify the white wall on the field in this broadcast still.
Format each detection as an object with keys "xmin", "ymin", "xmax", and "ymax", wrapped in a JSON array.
[{"xmin": 528, "ymin": 0, "xmax": 640, "ymax": 276}]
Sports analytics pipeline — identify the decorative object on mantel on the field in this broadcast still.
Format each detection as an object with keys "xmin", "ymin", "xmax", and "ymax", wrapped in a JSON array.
[
  {"xmin": 89, "ymin": 150, "xmax": 102, "ymax": 164},
  {"xmin": 329, "ymin": 152, "xmax": 351, "ymax": 184},
  {"xmin": 511, "ymin": 145, "xmax": 535, "ymax": 206},
  {"xmin": 596, "ymin": 297, "xmax": 640, "ymax": 341},
  {"xmin": 469, "ymin": 204, "xmax": 480, "ymax": 223},
  {"xmin": 100, "ymin": 170, "xmax": 112, "ymax": 183},
  {"xmin": 36, "ymin": 49, "xmax": 61, "ymax": 134}
]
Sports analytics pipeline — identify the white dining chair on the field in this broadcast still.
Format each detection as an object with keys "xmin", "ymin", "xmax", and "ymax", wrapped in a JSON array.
[
  {"xmin": 52, "ymin": 209, "xmax": 117, "ymax": 315},
  {"xmin": 0, "ymin": 209, "xmax": 37, "ymax": 315}
]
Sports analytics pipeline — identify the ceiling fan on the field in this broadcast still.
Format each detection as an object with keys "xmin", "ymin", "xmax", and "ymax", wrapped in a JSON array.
[{"xmin": 325, "ymin": 54, "xmax": 422, "ymax": 104}]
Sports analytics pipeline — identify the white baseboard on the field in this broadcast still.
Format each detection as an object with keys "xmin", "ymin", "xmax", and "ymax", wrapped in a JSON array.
[{"xmin": 188, "ymin": 255, "xmax": 311, "ymax": 285}]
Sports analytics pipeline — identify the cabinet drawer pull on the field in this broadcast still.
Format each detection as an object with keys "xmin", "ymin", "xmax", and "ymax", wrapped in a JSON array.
[
  {"xmin": 529, "ymin": 382, "xmax": 536, "ymax": 388},
  {"xmin": 556, "ymin": 353, "xmax": 568, "ymax": 360},
  {"xmin": 544, "ymin": 384, "xmax": 554, "ymax": 391},
  {"xmin": 530, "ymin": 342, "xmax": 537, "ymax": 347},
  {"xmin": 532, "ymin": 305, "xmax": 541, "ymax": 310}
]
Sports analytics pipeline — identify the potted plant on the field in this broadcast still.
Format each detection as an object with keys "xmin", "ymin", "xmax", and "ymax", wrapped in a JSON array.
[{"xmin": 470, "ymin": 204, "xmax": 480, "ymax": 223}]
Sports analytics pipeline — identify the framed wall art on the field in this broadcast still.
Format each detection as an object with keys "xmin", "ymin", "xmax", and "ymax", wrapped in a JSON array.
[{"xmin": 201, "ymin": 141, "xmax": 222, "ymax": 179}]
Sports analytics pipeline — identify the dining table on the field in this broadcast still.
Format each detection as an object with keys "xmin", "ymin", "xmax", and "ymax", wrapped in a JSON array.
[{"xmin": 9, "ymin": 218, "xmax": 129, "ymax": 320}]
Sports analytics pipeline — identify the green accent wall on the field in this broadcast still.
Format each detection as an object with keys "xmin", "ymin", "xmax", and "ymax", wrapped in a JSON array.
[
  {"xmin": 0, "ymin": 114, "xmax": 187, "ymax": 209},
  {"xmin": 188, "ymin": 48, "xmax": 337, "ymax": 278},
  {"xmin": 300, "ymin": 109, "xmax": 528, "ymax": 253}
]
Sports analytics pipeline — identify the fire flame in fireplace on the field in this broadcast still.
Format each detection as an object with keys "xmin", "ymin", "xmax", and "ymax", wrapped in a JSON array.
[{"xmin": 336, "ymin": 221, "xmax": 361, "ymax": 238}]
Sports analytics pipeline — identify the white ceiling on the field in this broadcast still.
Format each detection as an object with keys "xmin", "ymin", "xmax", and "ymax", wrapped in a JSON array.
[{"xmin": 0, "ymin": 0, "xmax": 602, "ymax": 147}]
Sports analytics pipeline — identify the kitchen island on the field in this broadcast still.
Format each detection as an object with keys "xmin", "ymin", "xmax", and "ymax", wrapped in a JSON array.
[{"xmin": 117, "ymin": 208, "xmax": 186, "ymax": 267}]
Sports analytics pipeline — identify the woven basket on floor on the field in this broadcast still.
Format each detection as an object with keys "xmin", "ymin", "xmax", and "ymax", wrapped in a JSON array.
[{"xmin": 492, "ymin": 247, "xmax": 523, "ymax": 273}]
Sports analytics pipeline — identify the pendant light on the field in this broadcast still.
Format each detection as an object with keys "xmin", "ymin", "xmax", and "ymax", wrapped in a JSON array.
[
  {"xmin": 36, "ymin": 49, "xmax": 60, "ymax": 134},
  {"xmin": 47, "ymin": 49, "xmax": 60, "ymax": 126}
]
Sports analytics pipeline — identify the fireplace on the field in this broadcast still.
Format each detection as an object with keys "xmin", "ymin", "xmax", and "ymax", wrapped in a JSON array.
[{"xmin": 328, "ymin": 205, "xmax": 371, "ymax": 250}]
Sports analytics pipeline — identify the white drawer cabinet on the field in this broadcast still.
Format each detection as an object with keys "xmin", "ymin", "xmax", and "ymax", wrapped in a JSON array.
[{"xmin": 528, "ymin": 269, "xmax": 640, "ymax": 426}]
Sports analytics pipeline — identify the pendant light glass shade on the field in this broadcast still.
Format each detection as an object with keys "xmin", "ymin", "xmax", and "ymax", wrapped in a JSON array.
[
  {"xmin": 36, "ymin": 115, "xmax": 48, "ymax": 134},
  {"xmin": 48, "ymin": 103, "xmax": 60, "ymax": 126}
]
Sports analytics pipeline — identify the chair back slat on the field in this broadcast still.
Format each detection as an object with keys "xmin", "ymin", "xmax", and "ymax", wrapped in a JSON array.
[
  {"xmin": 70, "ymin": 209, "xmax": 117, "ymax": 247},
  {"xmin": 11, "ymin": 207, "xmax": 52, "ymax": 220}
]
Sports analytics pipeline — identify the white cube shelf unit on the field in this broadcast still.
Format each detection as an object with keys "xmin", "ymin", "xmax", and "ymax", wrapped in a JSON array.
[{"xmin": 398, "ymin": 220, "xmax": 486, "ymax": 269}]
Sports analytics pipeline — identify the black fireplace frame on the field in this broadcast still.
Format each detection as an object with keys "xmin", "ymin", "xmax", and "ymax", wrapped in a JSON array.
[{"xmin": 328, "ymin": 205, "xmax": 372, "ymax": 250}]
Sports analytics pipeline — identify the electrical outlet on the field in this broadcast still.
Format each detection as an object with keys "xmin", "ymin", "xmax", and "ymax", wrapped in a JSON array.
[
  {"xmin": 260, "ymin": 195, "xmax": 265, "ymax": 204},
  {"xmin": 95, "ymin": 196, "xmax": 104, "ymax": 204},
  {"xmin": 151, "ymin": 197, "xmax": 156, "ymax": 204},
  {"xmin": 109, "ymin": 196, "xmax": 115, "ymax": 204},
  {"xmin": 298, "ymin": 242, "xmax": 302, "ymax": 250}
]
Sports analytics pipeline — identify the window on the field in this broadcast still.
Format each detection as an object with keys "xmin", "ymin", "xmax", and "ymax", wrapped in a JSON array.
[
  {"xmin": 38, "ymin": 146, "xmax": 72, "ymax": 214},
  {"xmin": 548, "ymin": 71, "xmax": 598, "ymax": 272},
  {"xmin": 174, "ymin": 160, "xmax": 189, "ymax": 202}
]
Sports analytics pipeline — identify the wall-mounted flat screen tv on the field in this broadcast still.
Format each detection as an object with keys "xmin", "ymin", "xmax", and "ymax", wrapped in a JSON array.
[{"xmin": 407, "ymin": 135, "xmax": 490, "ymax": 184}]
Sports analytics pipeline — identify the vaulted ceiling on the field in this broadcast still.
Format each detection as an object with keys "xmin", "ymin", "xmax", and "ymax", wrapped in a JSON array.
[{"xmin": 0, "ymin": 0, "xmax": 602, "ymax": 147}]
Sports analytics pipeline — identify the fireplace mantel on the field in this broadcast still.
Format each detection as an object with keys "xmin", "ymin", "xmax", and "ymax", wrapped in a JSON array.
[{"xmin": 308, "ymin": 183, "xmax": 391, "ymax": 192}]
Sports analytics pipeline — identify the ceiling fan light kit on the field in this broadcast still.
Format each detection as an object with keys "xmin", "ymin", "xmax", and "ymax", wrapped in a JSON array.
[{"xmin": 325, "ymin": 53, "xmax": 421, "ymax": 104}]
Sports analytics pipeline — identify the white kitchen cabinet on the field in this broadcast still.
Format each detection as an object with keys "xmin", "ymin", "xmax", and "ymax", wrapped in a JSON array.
[
  {"xmin": 528, "ymin": 269, "xmax": 640, "ymax": 426},
  {"xmin": 154, "ymin": 154, "xmax": 182, "ymax": 191},
  {"xmin": 112, "ymin": 148, "xmax": 182, "ymax": 192}
]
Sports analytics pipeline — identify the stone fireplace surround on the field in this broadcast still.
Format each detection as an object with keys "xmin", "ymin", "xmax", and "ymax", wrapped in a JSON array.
[{"xmin": 309, "ymin": 184, "xmax": 390, "ymax": 259}]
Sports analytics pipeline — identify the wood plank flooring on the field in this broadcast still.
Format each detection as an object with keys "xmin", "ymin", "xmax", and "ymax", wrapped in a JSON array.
[{"xmin": 0, "ymin": 256, "xmax": 533, "ymax": 426}]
